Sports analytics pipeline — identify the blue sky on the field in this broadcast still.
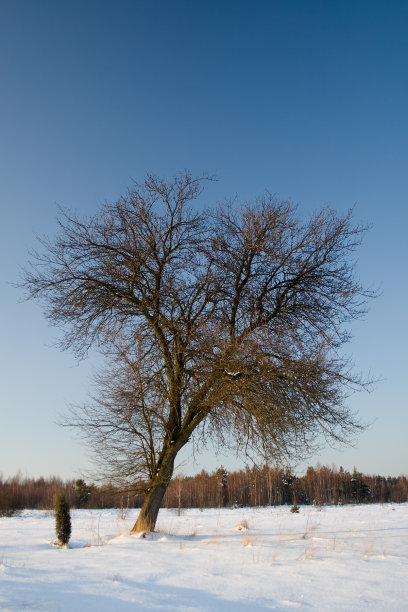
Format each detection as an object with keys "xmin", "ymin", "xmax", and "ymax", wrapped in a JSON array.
[{"xmin": 1, "ymin": 0, "xmax": 407, "ymax": 480}]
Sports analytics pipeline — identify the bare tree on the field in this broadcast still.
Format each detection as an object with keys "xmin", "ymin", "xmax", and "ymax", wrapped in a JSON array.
[{"xmin": 22, "ymin": 172, "xmax": 375, "ymax": 532}]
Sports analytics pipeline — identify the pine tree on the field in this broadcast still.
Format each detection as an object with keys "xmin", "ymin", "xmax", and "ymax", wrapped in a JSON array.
[
  {"xmin": 216, "ymin": 466, "xmax": 229, "ymax": 507},
  {"xmin": 350, "ymin": 469, "xmax": 371, "ymax": 503},
  {"xmin": 74, "ymin": 479, "xmax": 92, "ymax": 508},
  {"xmin": 55, "ymin": 493, "xmax": 71, "ymax": 546}
]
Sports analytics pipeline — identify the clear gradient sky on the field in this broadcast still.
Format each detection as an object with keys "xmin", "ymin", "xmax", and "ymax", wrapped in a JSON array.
[{"xmin": 1, "ymin": 0, "xmax": 407, "ymax": 480}]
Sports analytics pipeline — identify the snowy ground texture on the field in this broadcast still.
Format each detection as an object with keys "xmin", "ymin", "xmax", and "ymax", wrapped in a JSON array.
[{"xmin": 1, "ymin": 504, "xmax": 407, "ymax": 611}]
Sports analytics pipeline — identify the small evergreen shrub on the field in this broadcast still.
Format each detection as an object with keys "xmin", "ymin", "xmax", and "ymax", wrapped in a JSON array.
[{"xmin": 55, "ymin": 494, "xmax": 71, "ymax": 546}]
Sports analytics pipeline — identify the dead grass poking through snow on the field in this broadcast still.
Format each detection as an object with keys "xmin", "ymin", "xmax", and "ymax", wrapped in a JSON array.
[
  {"xmin": 236, "ymin": 519, "xmax": 249, "ymax": 532},
  {"xmin": 361, "ymin": 536, "xmax": 383, "ymax": 558},
  {"xmin": 241, "ymin": 534, "xmax": 258, "ymax": 547}
]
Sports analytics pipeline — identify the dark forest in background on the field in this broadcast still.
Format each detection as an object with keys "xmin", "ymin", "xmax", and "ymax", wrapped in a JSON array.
[{"xmin": 1, "ymin": 465, "xmax": 407, "ymax": 516}]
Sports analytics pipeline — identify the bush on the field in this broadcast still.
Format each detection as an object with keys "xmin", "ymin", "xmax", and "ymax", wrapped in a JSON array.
[{"xmin": 55, "ymin": 494, "xmax": 71, "ymax": 546}]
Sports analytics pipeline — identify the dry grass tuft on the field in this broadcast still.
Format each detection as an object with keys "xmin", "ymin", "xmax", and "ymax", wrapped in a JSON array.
[
  {"xmin": 301, "ymin": 522, "xmax": 317, "ymax": 540},
  {"xmin": 241, "ymin": 534, "xmax": 257, "ymax": 547},
  {"xmin": 236, "ymin": 519, "xmax": 249, "ymax": 531}
]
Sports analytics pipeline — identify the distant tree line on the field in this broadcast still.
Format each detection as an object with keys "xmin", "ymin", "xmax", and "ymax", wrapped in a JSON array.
[
  {"xmin": 162, "ymin": 465, "xmax": 408, "ymax": 509},
  {"xmin": 1, "ymin": 465, "xmax": 407, "ymax": 516}
]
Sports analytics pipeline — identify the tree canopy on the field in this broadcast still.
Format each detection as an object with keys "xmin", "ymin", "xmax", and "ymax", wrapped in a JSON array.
[{"xmin": 23, "ymin": 172, "xmax": 374, "ymax": 531}]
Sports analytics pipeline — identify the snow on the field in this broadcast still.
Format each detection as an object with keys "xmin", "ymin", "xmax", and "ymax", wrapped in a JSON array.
[{"xmin": 1, "ymin": 504, "xmax": 407, "ymax": 610}]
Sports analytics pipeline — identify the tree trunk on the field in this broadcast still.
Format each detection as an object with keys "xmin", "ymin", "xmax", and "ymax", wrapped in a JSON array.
[
  {"xmin": 131, "ymin": 480, "xmax": 169, "ymax": 532},
  {"xmin": 131, "ymin": 452, "xmax": 176, "ymax": 533},
  {"xmin": 131, "ymin": 419, "xmax": 197, "ymax": 533}
]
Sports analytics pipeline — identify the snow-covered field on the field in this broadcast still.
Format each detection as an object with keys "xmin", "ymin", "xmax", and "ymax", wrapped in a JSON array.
[{"xmin": 1, "ymin": 504, "xmax": 407, "ymax": 611}]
